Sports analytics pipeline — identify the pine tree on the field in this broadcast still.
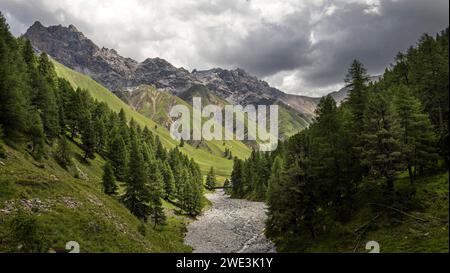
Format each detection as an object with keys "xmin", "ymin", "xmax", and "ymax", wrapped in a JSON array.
[
  {"xmin": 55, "ymin": 136, "xmax": 71, "ymax": 168},
  {"xmin": 205, "ymin": 166, "xmax": 217, "ymax": 190},
  {"xmin": 345, "ymin": 59, "xmax": 370, "ymax": 134},
  {"xmin": 343, "ymin": 59, "xmax": 370, "ymax": 183},
  {"xmin": 155, "ymin": 136, "xmax": 167, "ymax": 161},
  {"xmin": 223, "ymin": 178, "xmax": 231, "ymax": 194},
  {"xmin": 108, "ymin": 133, "xmax": 128, "ymax": 181},
  {"xmin": 28, "ymin": 110, "xmax": 45, "ymax": 160},
  {"xmin": 266, "ymin": 156, "xmax": 285, "ymax": 234},
  {"xmin": 0, "ymin": 14, "xmax": 28, "ymax": 139},
  {"xmin": 102, "ymin": 161, "xmax": 117, "ymax": 195},
  {"xmin": 362, "ymin": 94, "xmax": 402, "ymax": 197},
  {"xmin": 81, "ymin": 118, "xmax": 96, "ymax": 160},
  {"xmin": 118, "ymin": 108, "xmax": 130, "ymax": 145},
  {"xmin": 393, "ymin": 85, "xmax": 438, "ymax": 183},
  {"xmin": 231, "ymin": 157, "xmax": 244, "ymax": 198},
  {"xmin": 161, "ymin": 161, "xmax": 175, "ymax": 200},
  {"xmin": 311, "ymin": 95, "xmax": 355, "ymax": 221},
  {"xmin": 34, "ymin": 53, "xmax": 60, "ymax": 139},
  {"xmin": 179, "ymin": 137, "xmax": 185, "ymax": 147},
  {"xmin": 123, "ymin": 138, "xmax": 151, "ymax": 220},
  {"xmin": 147, "ymin": 161, "xmax": 166, "ymax": 227}
]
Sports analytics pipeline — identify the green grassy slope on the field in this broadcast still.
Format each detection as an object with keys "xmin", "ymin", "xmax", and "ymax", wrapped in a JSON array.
[
  {"xmin": 278, "ymin": 105, "xmax": 310, "ymax": 138},
  {"xmin": 181, "ymin": 84, "xmax": 310, "ymax": 139},
  {"xmin": 53, "ymin": 61, "xmax": 251, "ymax": 180},
  {"xmin": 0, "ymin": 142, "xmax": 191, "ymax": 252}
]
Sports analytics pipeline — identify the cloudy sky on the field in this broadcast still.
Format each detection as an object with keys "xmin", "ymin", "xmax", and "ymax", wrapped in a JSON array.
[{"xmin": 1, "ymin": 0, "xmax": 448, "ymax": 96}]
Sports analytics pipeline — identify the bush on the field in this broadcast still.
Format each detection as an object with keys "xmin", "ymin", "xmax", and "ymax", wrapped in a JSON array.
[{"xmin": 7, "ymin": 210, "xmax": 48, "ymax": 253}]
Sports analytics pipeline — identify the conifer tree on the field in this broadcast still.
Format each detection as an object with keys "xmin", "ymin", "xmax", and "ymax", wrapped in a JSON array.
[
  {"xmin": 345, "ymin": 59, "xmax": 370, "ymax": 135},
  {"xmin": 123, "ymin": 138, "xmax": 151, "ymax": 220},
  {"xmin": 81, "ymin": 118, "xmax": 96, "ymax": 160},
  {"xmin": 147, "ymin": 161, "xmax": 166, "ymax": 227},
  {"xmin": 161, "ymin": 161, "xmax": 175, "ymax": 199},
  {"xmin": 55, "ymin": 136, "xmax": 71, "ymax": 168},
  {"xmin": 102, "ymin": 161, "xmax": 117, "ymax": 195},
  {"xmin": 205, "ymin": 166, "xmax": 217, "ymax": 190},
  {"xmin": 393, "ymin": 85, "xmax": 438, "ymax": 183},
  {"xmin": 231, "ymin": 157, "xmax": 244, "ymax": 198},
  {"xmin": 108, "ymin": 133, "xmax": 128, "ymax": 181},
  {"xmin": 362, "ymin": 94, "xmax": 402, "ymax": 196},
  {"xmin": 34, "ymin": 53, "xmax": 60, "ymax": 139},
  {"xmin": 28, "ymin": 110, "xmax": 45, "ymax": 160},
  {"xmin": 0, "ymin": 14, "xmax": 28, "ymax": 139}
]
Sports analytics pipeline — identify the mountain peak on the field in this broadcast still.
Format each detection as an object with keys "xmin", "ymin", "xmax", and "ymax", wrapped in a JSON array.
[
  {"xmin": 68, "ymin": 24, "xmax": 79, "ymax": 32},
  {"xmin": 29, "ymin": 20, "xmax": 44, "ymax": 30}
]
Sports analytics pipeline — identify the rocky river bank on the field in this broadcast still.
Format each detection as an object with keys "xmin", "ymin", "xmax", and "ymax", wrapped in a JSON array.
[{"xmin": 184, "ymin": 190, "xmax": 276, "ymax": 253}]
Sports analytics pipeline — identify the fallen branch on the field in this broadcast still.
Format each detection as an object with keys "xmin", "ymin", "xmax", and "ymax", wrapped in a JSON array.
[
  {"xmin": 368, "ymin": 203, "xmax": 428, "ymax": 222},
  {"xmin": 353, "ymin": 214, "xmax": 379, "ymax": 253},
  {"xmin": 354, "ymin": 215, "xmax": 380, "ymax": 234}
]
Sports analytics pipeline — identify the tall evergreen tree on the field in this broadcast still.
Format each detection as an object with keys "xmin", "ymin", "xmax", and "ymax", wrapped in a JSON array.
[
  {"xmin": 123, "ymin": 138, "xmax": 151, "ymax": 220},
  {"xmin": 161, "ymin": 161, "xmax": 175, "ymax": 200},
  {"xmin": 147, "ymin": 161, "xmax": 166, "ymax": 227},
  {"xmin": 34, "ymin": 53, "xmax": 60, "ymax": 139},
  {"xmin": 205, "ymin": 166, "xmax": 217, "ymax": 190},
  {"xmin": 28, "ymin": 110, "xmax": 45, "ymax": 160},
  {"xmin": 345, "ymin": 59, "xmax": 370, "ymax": 134},
  {"xmin": 55, "ymin": 136, "xmax": 71, "ymax": 168},
  {"xmin": 0, "ymin": 13, "xmax": 28, "ymax": 139},
  {"xmin": 231, "ymin": 157, "xmax": 244, "ymax": 198},
  {"xmin": 393, "ymin": 85, "xmax": 438, "ymax": 183},
  {"xmin": 108, "ymin": 133, "xmax": 128, "ymax": 181},
  {"xmin": 362, "ymin": 94, "xmax": 402, "ymax": 196},
  {"xmin": 102, "ymin": 161, "xmax": 117, "ymax": 195},
  {"xmin": 81, "ymin": 118, "xmax": 96, "ymax": 160}
]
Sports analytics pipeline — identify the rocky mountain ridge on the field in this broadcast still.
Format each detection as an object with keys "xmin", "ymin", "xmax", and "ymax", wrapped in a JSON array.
[{"xmin": 23, "ymin": 21, "xmax": 370, "ymax": 124}]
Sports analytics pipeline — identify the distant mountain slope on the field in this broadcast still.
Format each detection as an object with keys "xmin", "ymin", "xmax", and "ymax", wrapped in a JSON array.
[
  {"xmin": 53, "ymin": 60, "xmax": 251, "ymax": 180},
  {"xmin": 125, "ymin": 85, "xmax": 190, "ymax": 128}
]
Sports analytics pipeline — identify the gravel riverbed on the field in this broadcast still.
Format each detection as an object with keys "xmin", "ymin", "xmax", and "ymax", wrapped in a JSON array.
[{"xmin": 184, "ymin": 190, "xmax": 276, "ymax": 253}]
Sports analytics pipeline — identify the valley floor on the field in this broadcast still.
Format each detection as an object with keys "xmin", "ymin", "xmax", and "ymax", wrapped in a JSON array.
[{"xmin": 184, "ymin": 190, "xmax": 276, "ymax": 253}]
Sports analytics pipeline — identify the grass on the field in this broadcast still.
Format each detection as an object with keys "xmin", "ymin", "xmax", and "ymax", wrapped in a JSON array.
[
  {"xmin": 53, "ymin": 61, "xmax": 251, "ymax": 180},
  {"xmin": 272, "ymin": 172, "xmax": 449, "ymax": 253},
  {"xmin": 0, "ymin": 142, "xmax": 191, "ymax": 253}
]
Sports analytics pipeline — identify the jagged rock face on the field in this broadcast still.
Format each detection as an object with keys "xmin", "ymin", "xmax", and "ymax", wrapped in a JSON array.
[
  {"xmin": 193, "ymin": 68, "xmax": 282, "ymax": 105},
  {"xmin": 24, "ymin": 21, "xmax": 199, "ymax": 93}
]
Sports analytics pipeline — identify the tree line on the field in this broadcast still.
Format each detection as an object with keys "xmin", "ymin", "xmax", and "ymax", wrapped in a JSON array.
[
  {"xmin": 230, "ymin": 28, "xmax": 448, "ymax": 248},
  {"xmin": 0, "ymin": 13, "xmax": 203, "ymax": 227}
]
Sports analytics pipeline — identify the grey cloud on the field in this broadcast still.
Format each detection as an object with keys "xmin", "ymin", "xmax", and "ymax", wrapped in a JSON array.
[
  {"xmin": 297, "ymin": 0, "xmax": 449, "ymax": 90},
  {"xmin": 0, "ymin": 0, "xmax": 92, "ymax": 35}
]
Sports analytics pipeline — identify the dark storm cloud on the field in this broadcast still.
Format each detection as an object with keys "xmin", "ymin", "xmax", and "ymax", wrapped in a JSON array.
[
  {"xmin": 198, "ymin": 0, "xmax": 448, "ymax": 92},
  {"xmin": 299, "ymin": 0, "xmax": 450, "ymax": 89}
]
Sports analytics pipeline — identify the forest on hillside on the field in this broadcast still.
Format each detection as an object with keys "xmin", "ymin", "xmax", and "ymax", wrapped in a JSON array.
[
  {"xmin": 231, "ymin": 28, "xmax": 449, "ymax": 252},
  {"xmin": 0, "ymin": 13, "xmax": 205, "ymax": 252}
]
